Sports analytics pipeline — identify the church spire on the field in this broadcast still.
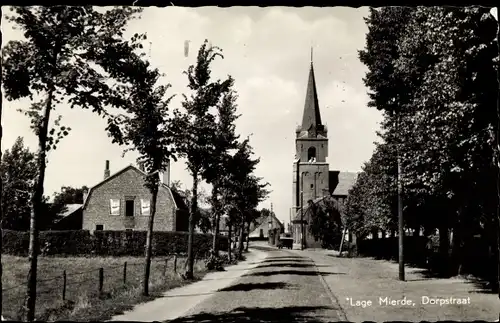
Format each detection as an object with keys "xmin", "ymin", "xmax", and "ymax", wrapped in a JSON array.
[{"xmin": 300, "ymin": 56, "xmax": 323, "ymax": 134}]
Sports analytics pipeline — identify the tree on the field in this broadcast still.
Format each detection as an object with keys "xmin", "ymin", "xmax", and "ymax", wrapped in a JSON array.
[
  {"xmin": 357, "ymin": 6, "xmax": 499, "ymax": 279},
  {"xmin": 104, "ymin": 48, "xmax": 176, "ymax": 296},
  {"xmin": 204, "ymin": 89, "xmax": 240, "ymax": 256},
  {"xmin": 395, "ymin": 7, "xmax": 498, "ymax": 276},
  {"xmin": 47, "ymin": 185, "xmax": 88, "ymax": 224},
  {"xmin": 359, "ymin": 6, "xmax": 416, "ymax": 281},
  {"xmin": 223, "ymin": 139, "xmax": 270, "ymax": 259},
  {"xmin": 0, "ymin": 137, "xmax": 38, "ymax": 231},
  {"xmin": 308, "ymin": 196, "xmax": 344, "ymax": 249},
  {"xmin": 244, "ymin": 208, "xmax": 261, "ymax": 252},
  {"xmin": 0, "ymin": 9, "xmax": 4, "ymax": 319},
  {"xmin": 171, "ymin": 40, "xmax": 233, "ymax": 279},
  {"xmin": 170, "ymin": 180, "xmax": 211, "ymax": 233},
  {"xmin": 2, "ymin": 7, "xmax": 144, "ymax": 320},
  {"xmin": 51, "ymin": 186, "xmax": 88, "ymax": 205},
  {"xmin": 343, "ymin": 142, "xmax": 397, "ymax": 240}
]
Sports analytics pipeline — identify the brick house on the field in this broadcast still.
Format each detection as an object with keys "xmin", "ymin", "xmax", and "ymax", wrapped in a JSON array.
[{"xmin": 82, "ymin": 160, "xmax": 188, "ymax": 233}]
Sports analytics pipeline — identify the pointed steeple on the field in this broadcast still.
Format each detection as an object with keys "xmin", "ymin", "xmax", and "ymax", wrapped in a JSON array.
[{"xmin": 300, "ymin": 57, "xmax": 323, "ymax": 135}]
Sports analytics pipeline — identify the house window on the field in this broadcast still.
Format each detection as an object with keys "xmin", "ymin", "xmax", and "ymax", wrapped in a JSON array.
[
  {"xmin": 141, "ymin": 199, "xmax": 151, "ymax": 216},
  {"xmin": 96, "ymin": 224, "xmax": 104, "ymax": 231},
  {"xmin": 110, "ymin": 199, "xmax": 120, "ymax": 215},
  {"xmin": 125, "ymin": 200, "xmax": 135, "ymax": 217}
]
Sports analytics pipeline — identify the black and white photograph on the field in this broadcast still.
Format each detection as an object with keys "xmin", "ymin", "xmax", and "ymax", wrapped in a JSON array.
[{"xmin": 1, "ymin": 4, "xmax": 500, "ymax": 322}]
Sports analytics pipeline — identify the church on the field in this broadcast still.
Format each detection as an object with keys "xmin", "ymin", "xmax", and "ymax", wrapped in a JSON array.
[{"xmin": 291, "ymin": 57, "xmax": 358, "ymax": 249}]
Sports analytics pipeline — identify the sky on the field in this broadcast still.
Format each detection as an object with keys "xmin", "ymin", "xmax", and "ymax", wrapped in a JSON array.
[{"xmin": 1, "ymin": 6, "xmax": 383, "ymax": 228}]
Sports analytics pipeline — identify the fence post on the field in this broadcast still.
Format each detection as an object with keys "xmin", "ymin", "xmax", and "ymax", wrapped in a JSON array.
[
  {"xmin": 99, "ymin": 268, "xmax": 104, "ymax": 293},
  {"xmin": 174, "ymin": 255, "xmax": 177, "ymax": 273},
  {"xmin": 163, "ymin": 258, "xmax": 168, "ymax": 277},
  {"xmin": 62, "ymin": 270, "xmax": 67, "ymax": 301},
  {"xmin": 123, "ymin": 262, "xmax": 127, "ymax": 284}
]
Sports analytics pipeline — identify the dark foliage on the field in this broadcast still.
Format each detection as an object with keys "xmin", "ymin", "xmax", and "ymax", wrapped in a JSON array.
[{"xmin": 2, "ymin": 229, "xmax": 228, "ymax": 258}]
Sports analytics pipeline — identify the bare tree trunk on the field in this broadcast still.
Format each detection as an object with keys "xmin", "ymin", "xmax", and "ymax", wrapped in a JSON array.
[
  {"xmin": 237, "ymin": 218, "xmax": 245, "ymax": 259},
  {"xmin": 339, "ymin": 227, "xmax": 347, "ymax": 256},
  {"xmin": 245, "ymin": 221, "xmax": 250, "ymax": 252},
  {"xmin": 25, "ymin": 86, "xmax": 55, "ymax": 321},
  {"xmin": 438, "ymin": 222, "xmax": 450, "ymax": 277},
  {"xmin": 143, "ymin": 185, "xmax": 158, "ymax": 296},
  {"xmin": 0, "ymin": 15, "xmax": 3, "ymax": 316},
  {"xmin": 186, "ymin": 171, "xmax": 199, "ymax": 280},
  {"xmin": 450, "ymin": 206, "xmax": 465, "ymax": 277},
  {"xmin": 227, "ymin": 221, "xmax": 232, "ymax": 262},
  {"xmin": 494, "ymin": 8, "xmax": 500, "ymax": 319},
  {"xmin": 397, "ymin": 150, "xmax": 405, "ymax": 282},
  {"xmin": 211, "ymin": 185, "xmax": 220, "ymax": 256}
]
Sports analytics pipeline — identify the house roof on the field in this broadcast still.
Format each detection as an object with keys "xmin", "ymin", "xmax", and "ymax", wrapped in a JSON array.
[
  {"xmin": 60, "ymin": 204, "xmax": 83, "ymax": 217},
  {"xmin": 332, "ymin": 171, "xmax": 359, "ymax": 196},
  {"xmin": 170, "ymin": 189, "xmax": 189, "ymax": 211},
  {"xmin": 248, "ymin": 212, "xmax": 283, "ymax": 237},
  {"xmin": 82, "ymin": 164, "xmax": 186, "ymax": 211},
  {"xmin": 53, "ymin": 204, "xmax": 83, "ymax": 224}
]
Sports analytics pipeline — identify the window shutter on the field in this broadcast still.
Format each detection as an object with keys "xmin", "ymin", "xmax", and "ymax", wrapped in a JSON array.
[
  {"xmin": 110, "ymin": 199, "xmax": 120, "ymax": 215},
  {"xmin": 141, "ymin": 199, "xmax": 151, "ymax": 216}
]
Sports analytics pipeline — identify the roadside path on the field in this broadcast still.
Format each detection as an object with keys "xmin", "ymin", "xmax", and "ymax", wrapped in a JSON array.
[
  {"xmin": 296, "ymin": 248, "xmax": 499, "ymax": 321},
  {"xmin": 109, "ymin": 248, "xmax": 268, "ymax": 322}
]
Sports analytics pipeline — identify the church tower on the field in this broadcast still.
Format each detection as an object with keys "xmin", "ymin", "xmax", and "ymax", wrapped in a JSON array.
[{"xmin": 292, "ymin": 56, "xmax": 330, "ymax": 212}]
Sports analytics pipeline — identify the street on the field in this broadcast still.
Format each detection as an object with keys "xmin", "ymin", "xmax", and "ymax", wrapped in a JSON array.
[
  {"xmin": 167, "ymin": 245, "xmax": 347, "ymax": 322},
  {"xmin": 110, "ymin": 243, "xmax": 499, "ymax": 322}
]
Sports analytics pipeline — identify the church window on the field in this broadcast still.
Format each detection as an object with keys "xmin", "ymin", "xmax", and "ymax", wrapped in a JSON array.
[
  {"xmin": 307, "ymin": 147, "xmax": 316, "ymax": 161},
  {"xmin": 310, "ymin": 184, "xmax": 314, "ymax": 189}
]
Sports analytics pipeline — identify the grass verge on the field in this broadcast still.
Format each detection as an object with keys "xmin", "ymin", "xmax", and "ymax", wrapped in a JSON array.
[{"xmin": 2, "ymin": 254, "xmax": 208, "ymax": 321}]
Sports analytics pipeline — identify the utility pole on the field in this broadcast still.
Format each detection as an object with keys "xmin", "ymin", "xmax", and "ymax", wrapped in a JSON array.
[
  {"xmin": 270, "ymin": 202, "xmax": 274, "ymax": 244},
  {"xmin": 300, "ymin": 171, "xmax": 309, "ymax": 250},
  {"xmin": 491, "ymin": 6, "xmax": 500, "ymax": 321},
  {"xmin": 398, "ymin": 152, "xmax": 405, "ymax": 281},
  {"xmin": 395, "ymin": 109, "xmax": 405, "ymax": 281}
]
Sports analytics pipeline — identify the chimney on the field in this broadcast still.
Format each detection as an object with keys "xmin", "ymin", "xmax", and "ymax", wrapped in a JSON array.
[
  {"xmin": 82, "ymin": 188, "xmax": 89, "ymax": 203},
  {"xmin": 104, "ymin": 160, "xmax": 110, "ymax": 179},
  {"xmin": 162, "ymin": 160, "xmax": 170, "ymax": 186}
]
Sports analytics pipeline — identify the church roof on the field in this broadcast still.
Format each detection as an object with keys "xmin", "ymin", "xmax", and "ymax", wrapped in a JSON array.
[
  {"xmin": 332, "ymin": 172, "xmax": 359, "ymax": 196},
  {"xmin": 300, "ymin": 62, "xmax": 323, "ymax": 133}
]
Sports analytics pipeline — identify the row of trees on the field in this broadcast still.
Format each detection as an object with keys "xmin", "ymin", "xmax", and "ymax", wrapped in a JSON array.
[
  {"xmin": 0, "ymin": 137, "xmax": 88, "ymax": 231},
  {"xmin": 345, "ymin": 7, "xmax": 498, "ymax": 278},
  {"xmin": 1, "ymin": 6, "xmax": 269, "ymax": 321}
]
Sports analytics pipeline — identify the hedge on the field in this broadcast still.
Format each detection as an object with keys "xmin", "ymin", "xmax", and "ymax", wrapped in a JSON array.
[
  {"xmin": 357, "ymin": 235, "xmax": 494, "ymax": 281},
  {"xmin": 2, "ymin": 229, "xmax": 228, "ymax": 258}
]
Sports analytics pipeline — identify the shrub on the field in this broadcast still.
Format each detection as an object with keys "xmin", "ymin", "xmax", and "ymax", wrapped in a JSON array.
[
  {"xmin": 204, "ymin": 252, "xmax": 225, "ymax": 271},
  {"xmin": 39, "ymin": 230, "xmax": 93, "ymax": 256},
  {"xmin": 2, "ymin": 230, "xmax": 30, "ymax": 256},
  {"xmin": 1, "ymin": 229, "xmax": 228, "ymax": 258}
]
